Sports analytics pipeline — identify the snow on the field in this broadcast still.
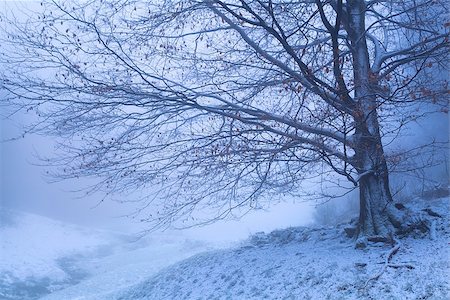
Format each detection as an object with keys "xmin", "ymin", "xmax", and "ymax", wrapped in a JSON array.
[
  {"xmin": 118, "ymin": 196, "xmax": 450, "ymax": 300},
  {"xmin": 1, "ymin": 196, "xmax": 449, "ymax": 299},
  {"xmin": 0, "ymin": 210, "xmax": 122, "ymax": 299},
  {"xmin": 0, "ymin": 210, "xmax": 212, "ymax": 300},
  {"xmin": 0, "ymin": 210, "xmax": 114, "ymax": 281},
  {"xmin": 39, "ymin": 235, "xmax": 213, "ymax": 300}
]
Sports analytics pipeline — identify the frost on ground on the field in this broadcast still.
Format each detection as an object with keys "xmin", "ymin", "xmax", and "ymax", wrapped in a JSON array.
[
  {"xmin": 0, "ymin": 210, "xmax": 210, "ymax": 300},
  {"xmin": 0, "ymin": 210, "xmax": 118, "ymax": 300},
  {"xmin": 39, "ymin": 235, "xmax": 210, "ymax": 300},
  {"xmin": 119, "ymin": 196, "xmax": 449, "ymax": 300},
  {"xmin": 1, "ymin": 195, "xmax": 448, "ymax": 300}
]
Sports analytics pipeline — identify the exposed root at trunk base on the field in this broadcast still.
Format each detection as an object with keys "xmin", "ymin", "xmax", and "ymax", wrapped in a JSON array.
[
  {"xmin": 388, "ymin": 203, "xmax": 442, "ymax": 239},
  {"xmin": 355, "ymin": 202, "xmax": 440, "ymax": 290},
  {"xmin": 346, "ymin": 202, "xmax": 442, "ymax": 245},
  {"xmin": 361, "ymin": 238, "xmax": 413, "ymax": 290}
]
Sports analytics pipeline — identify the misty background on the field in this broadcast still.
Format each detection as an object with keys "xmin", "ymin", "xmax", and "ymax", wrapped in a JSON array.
[
  {"xmin": 1, "ymin": 93, "xmax": 447, "ymax": 241},
  {"xmin": 0, "ymin": 0, "xmax": 448, "ymax": 242},
  {"xmin": 0, "ymin": 2, "xmax": 448, "ymax": 299},
  {"xmin": 0, "ymin": 0, "xmax": 316, "ymax": 238},
  {"xmin": 1, "ymin": 90, "xmax": 317, "ymax": 242}
]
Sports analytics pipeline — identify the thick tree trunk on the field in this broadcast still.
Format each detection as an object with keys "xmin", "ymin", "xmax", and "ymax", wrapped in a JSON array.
[
  {"xmin": 353, "ymin": 126, "xmax": 414, "ymax": 239},
  {"xmin": 357, "ymin": 146, "xmax": 394, "ymax": 237},
  {"xmin": 347, "ymin": 0, "xmax": 398, "ymax": 238}
]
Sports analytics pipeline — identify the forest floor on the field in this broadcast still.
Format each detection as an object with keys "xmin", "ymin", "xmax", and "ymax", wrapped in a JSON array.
[
  {"xmin": 118, "ymin": 196, "xmax": 449, "ymax": 300},
  {"xmin": 1, "ymin": 195, "xmax": 449, "ymax": 300}
]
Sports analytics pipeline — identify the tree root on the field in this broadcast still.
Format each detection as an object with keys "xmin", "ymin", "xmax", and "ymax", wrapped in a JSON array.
[
  {"xmin": 362, "ymin": 238, "xmax": 410, "ymax": 290},
  {"xmin": 348, "ymin": 202, "xmax": 442, "ymax": 242},
  {"xmin": 387, "ymin": 263, "xmax": 414, "ymax": 269},
  {"xmin": 386, "ymin": 201, "xmax": 442, "ymax": 240}
]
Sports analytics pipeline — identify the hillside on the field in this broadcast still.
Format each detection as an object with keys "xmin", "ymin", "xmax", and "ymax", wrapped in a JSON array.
[
  {"xmin": 1, "ymin": 195, "xmax": 448, "ymax": 299},
  {"xmin": 0, "ymin": 210, "xmax": 210, "ymax": 300},
  {"xmin": 0, "ymin": 210, "xmax": 120, "ymax": 299},
  {"xmin": 118, "ymin": 196, "xmax": 449, "ymax": 300}
]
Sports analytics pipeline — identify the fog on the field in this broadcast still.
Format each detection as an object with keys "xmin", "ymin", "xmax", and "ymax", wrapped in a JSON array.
[
  {"xmin": 0, "ymin": 2, "xmax": 448, "ymax": 299},
  {"xmin": 0, "ymin": 1, "xmax": 447, "ymax": 243},
  {"xmin": 0, "ymin": 0, "xmax": 320, "ymax": 244},
  {"xmin": 0, "ymin": 107, "xmax": 317, "ymax": 242},
  {"xmin": 2, "ymin": 101, "xmax": 447, "ymax": 242}
]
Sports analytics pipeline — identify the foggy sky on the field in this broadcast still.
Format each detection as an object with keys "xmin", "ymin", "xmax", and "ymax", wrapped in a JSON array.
[
  {"xmin": 0, "ymin": 114, "xmax": 316, "ymax": 240},
  {"xmin": 0, "ymin": 0, "xmax": 448, "ymax": 242},
  {"xmin": 0, "ymin": 101, "xmax": 316, "ymax": 240},
  {"xmin": 1, "ymin": 96, "xmax": 447, "ymax": 241}
]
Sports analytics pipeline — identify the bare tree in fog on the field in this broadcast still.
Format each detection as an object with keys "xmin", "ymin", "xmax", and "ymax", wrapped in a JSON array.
[{"xmin": 0, "ymin": 0, "xmax": 448, "ymax": 239}]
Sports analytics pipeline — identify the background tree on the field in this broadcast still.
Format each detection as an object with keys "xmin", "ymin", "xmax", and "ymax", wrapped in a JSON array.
[{"xmin": 0, "ymin": 0, "xmax": 448, "ymax": 239}]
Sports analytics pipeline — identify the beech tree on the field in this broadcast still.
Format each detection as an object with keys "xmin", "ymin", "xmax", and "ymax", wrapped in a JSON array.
[{"xmin": 0, "ymin": 0, "xmax": 448, "ymax": 239}]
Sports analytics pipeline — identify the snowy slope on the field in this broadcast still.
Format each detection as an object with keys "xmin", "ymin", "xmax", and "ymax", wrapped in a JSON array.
[
  {"xmin": 39, "ymin": 235, "xmax": 213, "ymax": 300},
  {"xmin": 0, "ymin": 210, "xmax": 123, "ymax": 299},
  {"xmin": 1, "ymin": 196, "xmax": 448, "ymax": 300},
  {"xmin": 0, "ymin": 210, "xmax": 113, "ymax": 281},
  {"xmin": 0, "ymin": 210, "xmax": 215, "ymax": 300},
  {"xmin": 118, "ymin": 196, "xmax": 450, "ymax": 300}
]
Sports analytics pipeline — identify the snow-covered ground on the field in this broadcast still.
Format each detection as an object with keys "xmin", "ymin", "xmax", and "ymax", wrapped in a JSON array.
[
  {"xmin": 0, "ymin": 210, "xmax": 116, "ymax": 299},
  {"xmin": 118, "ymin": 196, "xmax": 449, "ymax": 300},
  {"xmin": 1, "ymin": 195, "xmax": 448, "ymax": 299},
  {"xmin": 39, "ymin": 235, "xmax": 212, "ymax": 300},
  {"xmin": 0, "ymin": 210, "xmax": 213, "ymax": 300}
]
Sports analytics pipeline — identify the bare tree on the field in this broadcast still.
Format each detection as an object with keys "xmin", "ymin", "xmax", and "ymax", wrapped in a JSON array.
[{"xmin": 0, "ymin": 0, "xmax": 448, "ymax": 239}]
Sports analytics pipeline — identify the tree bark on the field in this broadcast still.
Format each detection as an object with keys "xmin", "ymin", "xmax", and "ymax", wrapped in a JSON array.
[
  {"xmin": 347, "ymin": 0, "xmax": 397, "ymax": 237},
  {"xmin": 357, "ymin": 149, "xmax": 394, "ymax": 237}
]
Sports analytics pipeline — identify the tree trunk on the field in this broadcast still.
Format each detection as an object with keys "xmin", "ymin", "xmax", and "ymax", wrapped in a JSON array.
[
  {"xmin": 347, "ymin": 0, "xmax": 398, "ymax": 238},
  {"xmin": 357, "ymin": 144, "xmax": 394, "ymax": 237}
]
